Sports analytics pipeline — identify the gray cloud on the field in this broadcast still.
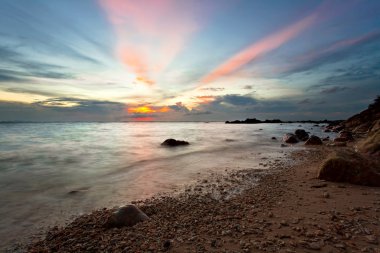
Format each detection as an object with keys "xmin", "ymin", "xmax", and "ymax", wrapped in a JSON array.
[
  {"xmin": 214, "ymin": 94, "xmax": 257, "ymax": 106},
  {"xmin": 4, "ymin": 87, "xmax": 61, "ymax": 97},
  {"xmin": 320, "ymin": 86, "xmax": 348, "ymax": 94},
  {"xmin": 32, "ymin": 97, "xmax": 125, "ymax": 112},
  {"xmin": 200, "ymin": 87, "xmax": 225, "ymax": 91},
  {"xmin": 298, "ymin": 98, "xmax": 311, "ymax": 104},
  {"xmin": 185, "ymin": 110, "xmax": 212, "ymax": 116},
  {"xmin": 0, "ymin": 98, "xmax": 127, "ymax": 122},
  {"xmin": 276, "ymin": 30, "xmax": 380, "ymax": 77},
  {"xmin": 0, "ymin": 46, "xmax": 75, "ymax": 81}
]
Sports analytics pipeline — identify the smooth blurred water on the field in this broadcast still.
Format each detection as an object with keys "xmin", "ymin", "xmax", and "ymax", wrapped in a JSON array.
[{"xmin": 0, "ymin": 122, "xmax": 334, "ymax": 250}]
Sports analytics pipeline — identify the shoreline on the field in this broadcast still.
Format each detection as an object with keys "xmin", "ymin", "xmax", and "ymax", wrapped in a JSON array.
[{"xmin": 25, "ymin": 145, "xmax": 380, "ymax": 252}]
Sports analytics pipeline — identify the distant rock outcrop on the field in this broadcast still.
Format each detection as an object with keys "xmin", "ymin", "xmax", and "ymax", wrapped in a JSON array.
[
  {"xmin": 305, "ymin": 135, "xmax": 323, "ymax": 145},
  {"xmin": 225, "ymin": 118, "xmax": 282, "ymax": 124},
  {"xmin": 105, "ymin": 205, "xmax": 149, "ymax": 228},
  {"xmin": 340, "ymin": 96, "xmax": 380, "ymax": 133},
  {"xmin": 161, "ymin": 139, "xmax": 190, "ymax": 147}
]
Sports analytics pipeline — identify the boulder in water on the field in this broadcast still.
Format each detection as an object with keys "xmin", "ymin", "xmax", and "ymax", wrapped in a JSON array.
[
  {"xmin": 305, "ymin": 135, "xmax": 323, "ymax": 145},
  {"xmin": 105, "ymin": 205, "xmax": 149, "ymax": 228},
  {"xmin": 295, "ymin": 129, "xmax": 309, "ymax": 141},
  {"xmin": 161, "ymin": 138, "xmax": 190, "ymax": 147},
  {"xmin": 283, "ymin": 133, "xmax": 298, "ymax": 144}
]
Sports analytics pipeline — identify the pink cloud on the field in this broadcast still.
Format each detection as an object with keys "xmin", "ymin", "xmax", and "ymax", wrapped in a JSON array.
[
  {"xmin": 200, "ymin": 4, "xmax": 327, "ymax": 84},
  {"xmin": 99, "ymin": 0, "xmax": 198, "ymax": 85}
]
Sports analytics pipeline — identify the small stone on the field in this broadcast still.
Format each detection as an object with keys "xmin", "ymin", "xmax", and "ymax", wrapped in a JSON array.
[
  {"xmin": 365, "ymin": 235, "xmax": 378, "ymax": 245},
  {"xmin": 334, "ymin": 243, "xmax": 345, "ymax": 249},
  {"xmin": 104, "ymin": 204, "xmax": 149, "ymax": 228},
  {"xmin": 307, "ymin": 241, "xmax": 323, "ymax": 250},
  {"xmin": 163, "ymin": 240, "xmax": 171, "ymax": 250},
  {"xmin": 311, "ymin": 183, "xmax": 327, "ymax": 188},
  {"xmin": 323, "ymin": 192, "xmax": 330, "ymax": 198}
]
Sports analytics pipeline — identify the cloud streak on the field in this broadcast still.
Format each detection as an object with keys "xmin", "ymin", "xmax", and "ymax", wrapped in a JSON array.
[
  {"xmin": 200, "ymin": 4, "xmax": 326, "ymax": 84},
  {"xmin": 275, "ymin": 30, "xmax": 380, "ymax": 76},
  {"xmin": 99, "ymin": 0, "xmax": 198, "ymax": 85}
]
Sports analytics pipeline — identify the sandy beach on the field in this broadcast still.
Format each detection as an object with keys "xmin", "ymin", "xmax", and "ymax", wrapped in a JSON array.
[{"xmin": 25, "ymin": 143, "xmax": 380, "ymax": 253}]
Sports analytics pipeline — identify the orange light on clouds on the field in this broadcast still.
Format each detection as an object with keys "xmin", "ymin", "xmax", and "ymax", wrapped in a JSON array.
[
  {"xmin": 196, "ymin": 95, "xmax": 215, "ymax": 104},
  {"xmin": 99, "ymin": 0, "xmax": 198, "ymax": 86},
  {"xmin": 200, "ymin": 8, "xmax": 322, "ymax": 84},
  {"xmin": 132, "ymin": 117, "xmax": 155, "ymax": 122},
  {"xmin": 127, "ymin": 105, "xmax": 170, "ymax": 114},
  {"xmin": 136, "ymin": 76, "xmax": 155, "ymax": 86}
]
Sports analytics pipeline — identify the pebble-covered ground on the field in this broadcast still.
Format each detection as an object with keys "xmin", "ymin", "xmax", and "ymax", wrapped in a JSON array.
[{"xmin": 27, "ymin": 146, "xmax": 380, "ymax": 252}]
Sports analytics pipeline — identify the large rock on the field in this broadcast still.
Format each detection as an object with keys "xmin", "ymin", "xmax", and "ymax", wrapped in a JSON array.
[
  {"xmin": 338, "ymin": 130, "xmax": 354, "ymax": 141},
  {"xmin": 161, "ymin": 138, "xmax": 190, "ymax": 147},
  {"xmin": 318, "ymin": 151, "xmax": 380, "ymax": 186},
  {"xmin": 342, "ymin": 96, "xmax": 380, "ymax": 133},
  {"xmin": 358, "ymin": 122, "xmax": 380, "ymax": 155},
  {"xmin": 283, "ymin": 133, "xmax": 298, "ymax": 144},
  {"xmin": 305, "ymin": 135, "xmax": 323, "ymax": 145},
  {"xmin": 105, "ymin": 205, "xmax": 149, "ymax": 228},
  {"xmin": 295, "ymin": 129, "xmax": 309, "ymax": 141}
]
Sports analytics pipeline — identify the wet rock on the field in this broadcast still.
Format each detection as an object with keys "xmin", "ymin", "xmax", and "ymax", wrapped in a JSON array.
[
  {"xmin": 105, "ymin": 205, "xmax": 149, "ymax": 228},
  {"xmin": 161, "ymin": 139, "xmax": 190, "ymax": 147},
  {"xmin": 305, "ymin": 135, "xmax": 323, "ymax": 145},
  {"xmin": 295, "ymin": 129, "xmax": 309, "ymax": 141},
  {"xmin": 283, "ymin": 133, "xmax": 298, "ymax": 144}
]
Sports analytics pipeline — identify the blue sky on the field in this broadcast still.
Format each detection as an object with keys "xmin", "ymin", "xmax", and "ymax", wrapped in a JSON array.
[{"xmin": 0, "ymin": 0, "xmax": 379, "ymax": 121}]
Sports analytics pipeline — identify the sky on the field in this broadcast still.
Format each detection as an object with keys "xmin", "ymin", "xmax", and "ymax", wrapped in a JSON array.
[{"xmin": 0, "ymin": 0, "xmax": 379, "ymax": 122}]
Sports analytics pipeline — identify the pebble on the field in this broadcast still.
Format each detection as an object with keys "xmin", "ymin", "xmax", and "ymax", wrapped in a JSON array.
[{"xmin": 365, "ymin": 235, "xmax": 378, "ymax": 245}]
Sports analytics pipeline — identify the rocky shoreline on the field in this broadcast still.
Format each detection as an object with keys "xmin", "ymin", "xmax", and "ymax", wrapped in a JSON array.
[
  {"xmin": 21, "ymin": 98, "xmax": 380, "ymax": 252},
  {"xmin": 25, "ymin": 144, "xmax": 380, "ymax": 253}
]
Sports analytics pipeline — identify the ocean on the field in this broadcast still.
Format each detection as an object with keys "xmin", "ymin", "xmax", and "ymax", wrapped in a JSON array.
[{"xmin": 0, "ymin": 122, "xmax": 334, "ymax": 250}]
